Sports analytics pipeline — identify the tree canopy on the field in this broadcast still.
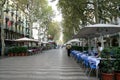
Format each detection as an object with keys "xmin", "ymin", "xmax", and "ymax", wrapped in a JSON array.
[
  {"xmin": 47, "ymin": 21, "xmax": 60, "ymax": 41},
  {"xmin": 11, "ymin": 0, "xmax": 60, "ymax": 41},
  {"xmin": 58, "ymin": 0, "xmax": 120, "ymax": 42}
]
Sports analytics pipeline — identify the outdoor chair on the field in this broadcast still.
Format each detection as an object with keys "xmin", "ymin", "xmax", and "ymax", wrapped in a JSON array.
[
  {"xmin": 87, "ymin": 60, "xmax": 98, "ymax": 80},
  {"xmin": 83, "ymin": 56, "xmax": 90, "ymax": 73}
]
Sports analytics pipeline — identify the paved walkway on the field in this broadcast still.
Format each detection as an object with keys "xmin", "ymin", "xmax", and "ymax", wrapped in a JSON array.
[{"xmin": 0, "ymin": 48, "xmax": 98, "ymax": 80}]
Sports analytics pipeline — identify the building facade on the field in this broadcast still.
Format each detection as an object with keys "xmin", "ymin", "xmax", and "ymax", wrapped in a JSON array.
[{"xmin": 0, "ymin": 0, "xmax": 32, "ymax": 47}]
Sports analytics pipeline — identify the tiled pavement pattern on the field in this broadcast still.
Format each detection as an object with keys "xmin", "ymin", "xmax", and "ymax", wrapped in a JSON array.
[{"xmin": 0, "ymin": 48, "xmax": 98, "ymax": 80}]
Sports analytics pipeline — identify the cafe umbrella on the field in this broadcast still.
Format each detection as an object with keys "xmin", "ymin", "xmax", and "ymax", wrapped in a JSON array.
[{"xmin": 74, "ymin": 24, "xmax": 120, "ymax": 49}]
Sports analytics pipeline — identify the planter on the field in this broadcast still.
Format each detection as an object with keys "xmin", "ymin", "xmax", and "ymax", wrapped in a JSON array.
[
  {"xmin": 25, "ymin": 53, "xmax": 28, "ymax": 56},
  {"xmin": 113, "ymin": 47, "xmax": 120, "ymax": 80},
  {"xmin": 102, "ymin": 73, "xmax": 114, "ymax": 80},
  {"xmin": 115, "ymin": 72, "xmax": 120, "ymax": 80},
  {"xmin": 14, "ymin": 53, "xmax": 17, "ymax": 56},
  {"xmin": 21, "ymin": 53, "xmax": 26, "ymax": 56},
  {"xmin": 8, "ymin": 53, "xmax": 14, "ymax": 56}
]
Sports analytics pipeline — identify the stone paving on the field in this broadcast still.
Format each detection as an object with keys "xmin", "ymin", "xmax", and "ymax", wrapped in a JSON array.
[{"xmin": 0, "ymin": 48, "xmax": 98, "ymax": 80}]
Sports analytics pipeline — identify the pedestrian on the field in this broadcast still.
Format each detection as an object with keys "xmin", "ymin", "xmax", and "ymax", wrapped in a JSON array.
[
  {"xmin": 40, "ymin": 43, "xmax": 43, "ymax": 53},
  {"xmin": 66, "ymin": 44, "xmax": 71, "ymax": 57}
]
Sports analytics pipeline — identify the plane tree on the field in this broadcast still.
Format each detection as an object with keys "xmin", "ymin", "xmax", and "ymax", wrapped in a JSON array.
[{"xmin": 58, "ymin": 0, "xmax": 120, "ymax": 42}]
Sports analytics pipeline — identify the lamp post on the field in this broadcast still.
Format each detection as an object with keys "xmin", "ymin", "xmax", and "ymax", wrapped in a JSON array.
[{"xmin": 0, "ymin": 0, "xmax": 6, "ymax": 56}]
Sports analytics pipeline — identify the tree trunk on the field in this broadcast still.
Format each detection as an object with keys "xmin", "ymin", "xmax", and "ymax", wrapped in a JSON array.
[
  {"xmin": 0, "ymin": 0, "xmax": 6, "ymax": 56},
  {"xmin": 94, "ymin": 0, "xmax": 99, "ymax": 23},
  {"xmin": 1, "ymin": 10, "xmax": 5, "ymax": 56}
]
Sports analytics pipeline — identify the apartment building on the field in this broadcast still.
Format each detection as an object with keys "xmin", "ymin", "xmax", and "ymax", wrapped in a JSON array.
[{"xmin": 0, "ymin": 0, "xmax": 32, "ymax": 47}]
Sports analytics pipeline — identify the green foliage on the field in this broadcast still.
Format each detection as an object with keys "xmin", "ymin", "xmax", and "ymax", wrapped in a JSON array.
[
  {"xmin": 20, "ymin": 47, "xmax": 27, "ymax": 53},
  {"xmin": 112, "ymin": 47, "xmax": 120, "ymax": 72},
  {"xmin": 100, "ymin": 47, "xmax": 120, "ymax": 73},
  {"xmin": 102, "ymin": 48, "xmax": 111, "ymax": 53},
  {"xmin": 100, "ymin": 47, "xmax": 114, "ymax": 73},
  {"xmin": 114, "ymin": 60, "xmax": 120, "ymax": 72},
  {"xmin": 8, "ymin": 46, "xmax": 28, "ymax": 54},
  {"xmin": 101, "ymin": 48, "xmax": 111, "ymax": 58},
  {"xmin": 11, "ymin": 0, "xmax": 54, "ymax": 27},
  {"xmin": 112, "ymin": 47, "xmax": 120, "ymax": 58},
  {"xmin": 84, "ymin": 46, "xmax": 89, "ymax": 51},
  {"xmin": 71, "ymin": 46, "xmax": 83, "ymax": 52},
  {"xmin": 58, "ymin": 0, "xmax": 120, "ymax": 41},
  {"xmin": 8, "ymin": 46, "xmax": 17, "ymax": 54},
  {"xmin": 8, "ymin": 47, "xmax": 13, "ymax": 53},
  {"xmin": 71, "ymin": 46, "xmax": 89, "ymax": 52},
  {"xmin": 9, "ymin": 0, "xmax": 56, "ymax": 42},
  {"xmin": 48, "ymin": 21, "xmax": 60, "ymax": 41},
  {"xmin": 101, "ymin": 60, "xmax": 114, "ymax": 73}
]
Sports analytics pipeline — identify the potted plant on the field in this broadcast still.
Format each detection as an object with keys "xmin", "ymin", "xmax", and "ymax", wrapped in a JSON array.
[
  {"xmin": 21, "ymin": 47, "xmax": 28, "ymax": 56},
  {"xmin": 113, "ymin": 47, "xmax": 120, "ymax": 80},
  {"xmin": 8, "ymin": 47, "xmax": 17, "ymax": 56},
  {"xmin": 100, "ymin": 48, "xmax": 114, "ymax": 80},
  {"xmin": 14, "ymin": 47, "xmax": 19, "ymax": 56},
  {"xmin": 8, "ymin": 47, "xmax": 13, "ymax": 56}
]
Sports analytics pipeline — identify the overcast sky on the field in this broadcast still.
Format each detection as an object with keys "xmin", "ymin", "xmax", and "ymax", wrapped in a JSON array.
[
  {"xmin": 48, "ymin": 0, "xmax": 62, "ymax": 22},
  {"xmin": 48, "ymin": 0, "xmax": 63, "ymax": 43}
]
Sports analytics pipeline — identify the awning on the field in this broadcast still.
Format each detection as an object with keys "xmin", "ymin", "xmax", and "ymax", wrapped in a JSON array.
[
  {"xmin": 15, "ymin": 37, "xmax": 38, "ymax": 42},
  {"xmin": 74, "ymin": 24, "xmax": 120, "ymax": 38},
  {"xmin": 5, "ymin": 39, "xmax": 15, "ymax": 41},
  {"xmin": 66, "ymin": 39, "xmax": 81, "ymax": 44}
]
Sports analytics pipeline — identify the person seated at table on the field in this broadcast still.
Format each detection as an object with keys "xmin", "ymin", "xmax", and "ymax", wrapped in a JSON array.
[{"xmin": 96, "ymin": 42, "xmax": 103, "ymax": 58}]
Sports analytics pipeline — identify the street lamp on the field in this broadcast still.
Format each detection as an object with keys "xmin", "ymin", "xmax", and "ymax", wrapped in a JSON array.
[{"xmin": 0, "ymin": 0, "xmax": 6, "ymax": 56}]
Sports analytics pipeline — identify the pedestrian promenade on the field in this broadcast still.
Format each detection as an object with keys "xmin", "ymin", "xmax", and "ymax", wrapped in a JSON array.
[{"xmin": 0, "ymin": 48, "xmax": 98, "ymax": 80}]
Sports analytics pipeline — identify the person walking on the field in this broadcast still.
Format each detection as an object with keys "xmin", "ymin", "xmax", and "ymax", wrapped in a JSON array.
[{"xmin": 66, "ymin": 44, "xmax": 71, "ymax": 57}]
